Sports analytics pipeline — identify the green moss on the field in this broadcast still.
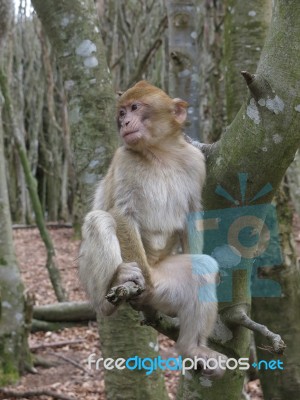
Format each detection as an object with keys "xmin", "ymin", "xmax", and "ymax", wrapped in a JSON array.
[
  {"xmin": 0, "ymin": 355, "xmax": 19, "ymax": 386},
  {"xmin": 0, "ymin": 368, "xmax": 19, "ymax": 386},
  {"xmin": 0, "ymin": 337, "xmax": 22, "ymax": 387}
]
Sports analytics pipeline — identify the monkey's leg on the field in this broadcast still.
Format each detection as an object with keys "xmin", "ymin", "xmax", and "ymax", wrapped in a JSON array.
[
  {"xmin": 108, "ymin": 207, "xmax": 153, "ymax": 286},
  {"xmin": 79, "ymin": 210, "xmax": 146, "ymax": 316},
  {"xmin": 150, "ymin": 254, "xmax": 227, "ymax": 378}
]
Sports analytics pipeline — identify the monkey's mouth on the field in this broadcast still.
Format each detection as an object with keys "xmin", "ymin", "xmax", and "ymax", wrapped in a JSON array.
[
  {"xmin": 122, "ymin": 130, "xmax": 139, "ymax": 138},
  {"xmin": 122, "ymin": 130, "xmax": 141, "ymax": 143}
]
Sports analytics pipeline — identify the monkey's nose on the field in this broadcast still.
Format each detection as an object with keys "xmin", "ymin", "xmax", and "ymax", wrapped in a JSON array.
[{"xmin": 125, "ymin": 121, "xmax": 130, "ymax": 126}]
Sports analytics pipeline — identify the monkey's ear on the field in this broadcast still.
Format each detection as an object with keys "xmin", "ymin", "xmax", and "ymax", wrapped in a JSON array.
[{"xmin": 173, "ymin": 98, "xmax": 188, "ymax": 124}]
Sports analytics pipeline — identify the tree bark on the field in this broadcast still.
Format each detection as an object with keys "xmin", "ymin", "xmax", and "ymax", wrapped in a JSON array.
[
  {"xmin": 224, "ymin": 0, "xmax": 272, "ymax": 124},
  {"xmin": 286, "ymin": 151, "xmax": 300, "ymax": 216},
  {"xmin": 31, "ymin": 0, "xmax": 118, "ymax": 226},
  {"xmin": 166, "ymin": 0, "xmax": 202, "ymax": 140},
  {"xmin": 0, "ymin": 0, "xmax": 31, "ymax": 385},
  {"xmin": 33, "ymin": 301, "xmax": 95, "ymax": 322},
  {"xmin": 223, "ymin": 1, "xmax": 300, "ymax": 397},
  {"xmin": 180, "ymin": 0, "xmax": 300, "ymax": 398},
  {"xmin": 197, "ymin": 0, "xmax": 226, "ymax": 143},
  {"xmin": 252, "ymin": 187, "xmax": 300, "ymax": 399}
]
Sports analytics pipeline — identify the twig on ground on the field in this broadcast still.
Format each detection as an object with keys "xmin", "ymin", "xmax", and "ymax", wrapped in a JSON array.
[
  {"xmin": 0, "ymin": 388, "xmax": 76, "ymax": 400},
  {"xmin": 48, "ymin": 352, "xmax": 92, "ymax": 375},
  {"xmin": 30, "ymin": 339, "xmax": 84, "ymax": 351}
]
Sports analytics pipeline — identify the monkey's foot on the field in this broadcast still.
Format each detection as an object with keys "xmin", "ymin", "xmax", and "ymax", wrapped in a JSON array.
[
  {"xmin": 106, "ymin": 281, "xmax": 144, "ymax": 306},
  {"xmin": 181, "ymin": 345, "xmax": 228, "ymax": 379}
]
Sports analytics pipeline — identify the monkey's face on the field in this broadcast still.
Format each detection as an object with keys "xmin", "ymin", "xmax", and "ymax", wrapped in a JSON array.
[
  {"xmin": 117, "ymin": 81, "xmax": 188, "ymax": 149},
  {"xmin": 117, "ymin": 102, "xmax": 151, "ymax": 146}
]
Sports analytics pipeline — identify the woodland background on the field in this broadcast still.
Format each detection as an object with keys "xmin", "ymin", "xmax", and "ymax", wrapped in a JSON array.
[{"xmin": 0, "ymin": 0, "xmax": 300, "ymax": 399}]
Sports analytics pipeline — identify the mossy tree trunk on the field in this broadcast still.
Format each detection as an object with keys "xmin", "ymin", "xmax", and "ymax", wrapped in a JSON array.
[
  {"xmin": 31, "ymin": 0, "xmax": 119, "ymax": 233},
  {"xmin": 224, "ymin": 0, "xmax": 272, "ymax": 124},
  {"xmin": 0, "ymin": 82, "xmax": 31, "ymax": 387},
  {"xmin": 31, "ymin": 1, "xmax": 168, "ymax": 399},
  {"xmin": 252, "ymin": 187, "xmax": 300, "ymax": 399},
  {"xmin": 180, "ymin": 0, "xmax": 300, "ymax": 398},
  {"xmin": 224, "ymin": 1, "xmax": 300, "ymax": 397},
  {"xmin": 0, "ymin": 0, "xmax": 31, "ymax": 385}
]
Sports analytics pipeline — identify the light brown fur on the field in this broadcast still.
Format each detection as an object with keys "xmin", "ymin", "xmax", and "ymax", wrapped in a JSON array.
[{"xmin": 79, "ymin": 81, "xmax": 227, "ymax": 377}]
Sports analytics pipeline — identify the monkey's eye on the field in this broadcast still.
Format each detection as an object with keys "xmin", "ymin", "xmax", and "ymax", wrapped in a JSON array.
[
  {"xmin": 119, "ymin": 109, "xmax": 126, "ymax": 118},
  {"xmin": 131, "ymin": 103, "xmax": 138, "ymax": 111}
]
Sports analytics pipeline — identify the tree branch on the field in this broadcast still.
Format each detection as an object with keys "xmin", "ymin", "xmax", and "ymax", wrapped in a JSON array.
[
  {"xmin": 140, "ymin": 310, "xmax": 179, "ymax": 341},
  {"xmin": 33, "ymin": 301, "xmax": 95, "ymax": 321},
  {"xmin": 105, "ymin": 284, "xmax": 179, "ymax": 339},
  {"xmin": 48, "ymin": 352, "xmax": 92, "ymax": 375},
  {"xmin": 0, "ymin": 388, "xmax": 75, "ymax": 400},
  {"xmin": 224, "ymin": 306, "xmax": 286, "ymax": 355},
  {"xmin": 30, "ymin": 339, "xmax": 84, "ymax": 351},
  {"xmin": 241, "ymin": 70, "xmax": 280, "ymax": 102},
  {"xmin": 184, "ymin": 133, "xmax": 215, "ymax": 156},
  {"xmin": 106, "ymin": 281, "xmax": 144, "ymax": 306}
]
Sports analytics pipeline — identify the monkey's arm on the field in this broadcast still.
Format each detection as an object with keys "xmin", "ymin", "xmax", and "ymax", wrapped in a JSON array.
[
  {"xmin": 79, "ymin": 207, "xmax": 151, "ymax": 315},
  {"xmin": 110, "ymin": 208, "xmax": 151, "ymax": 282},
  {"xmin": 105, "ymin": 207, "xmax": 153, "ymax": 306},
  {"xmin": 79, "ymin": 175, "xmax": 153, "ymax": 315},
  {"xmin": 92, "ymin": 156, "xmax": 116, "ymax": 211}
]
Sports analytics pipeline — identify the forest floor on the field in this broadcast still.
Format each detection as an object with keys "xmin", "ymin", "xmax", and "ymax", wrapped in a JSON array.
[{"xmin": 0, "ymin": 226, "xmax": 268, "ymax": 400}]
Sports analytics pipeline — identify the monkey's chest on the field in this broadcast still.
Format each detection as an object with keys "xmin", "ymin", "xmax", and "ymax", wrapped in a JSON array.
[
  {"xmin": 139, "ymin": 177, "xmax": 192, "ymax": 231},
  {"xmin": 116, "ymin": 166, "xmax": 201, "ymax": 235}
]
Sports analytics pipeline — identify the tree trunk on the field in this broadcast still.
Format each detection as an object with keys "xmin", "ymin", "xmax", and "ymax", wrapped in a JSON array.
[
  {"xmin": 99, "ymin": 305, "xmax": 168, "ymax": 400},
  {"xmin": 0, "ymin": 3, "xmax": 31, "ymax": 385},
  {"xmin": 197, "ymin": 0, "xmax": 226, "ymax": 143},
  {"xmin": 223, "ymin": 0, "xmax": 270, "ymax": 396},
  {"xmin": 286, "ymin": 151, "xmax": 300, "ymax": 216},
  {"xmin": 31, "ymin": 0, "xmax": 118, "ymax": 224},
  {"xmin": 0, "ymin": 86, "xmax": 30, "ymax": 387},
  {"xmin": 252, "ymin": 187, "xmax": 300, "ymax": 399},
  {"xmin": 224, "ymin": 1, "xmax": 300, "ymax": 397},
  {"xmin": 224, "ymin": 0, "xmax": 272, "ymax": 124},
  {"xmin": 32, "ymin": 1, "xmax": 168, "ymax": 398},
  {"xmin": 180, "ymin": 0, "xmax": 300, "ymax": 398},
  {"xmin": 166, "ymin": 0, "xmax": 202, "ymax": 140}
]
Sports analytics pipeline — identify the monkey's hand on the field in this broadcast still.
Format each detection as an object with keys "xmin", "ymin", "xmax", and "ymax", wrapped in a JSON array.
[
  {"xmin": 114, "ymin": 262, "xmax": 146, "ymax": 287},
  {"xmin": 106, "ymin": 262, "xmax": 146, "ymax": 306}
]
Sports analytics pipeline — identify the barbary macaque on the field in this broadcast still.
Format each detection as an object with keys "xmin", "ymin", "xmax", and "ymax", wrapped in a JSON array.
[{"xmin": 79, "ymin": 81, "xmax": 227, "ymax": 377}]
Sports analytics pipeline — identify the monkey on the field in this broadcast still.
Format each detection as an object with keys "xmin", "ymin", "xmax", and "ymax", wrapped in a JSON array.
[{"xmin": 79, "ymin": 81, "xmax": 227, "ymax": 378}]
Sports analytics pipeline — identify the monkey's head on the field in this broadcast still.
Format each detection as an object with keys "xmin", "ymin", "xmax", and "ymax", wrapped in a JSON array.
[{"xmin": 117, "ymin": 81, "xmax": 188, "ymax": 148}]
